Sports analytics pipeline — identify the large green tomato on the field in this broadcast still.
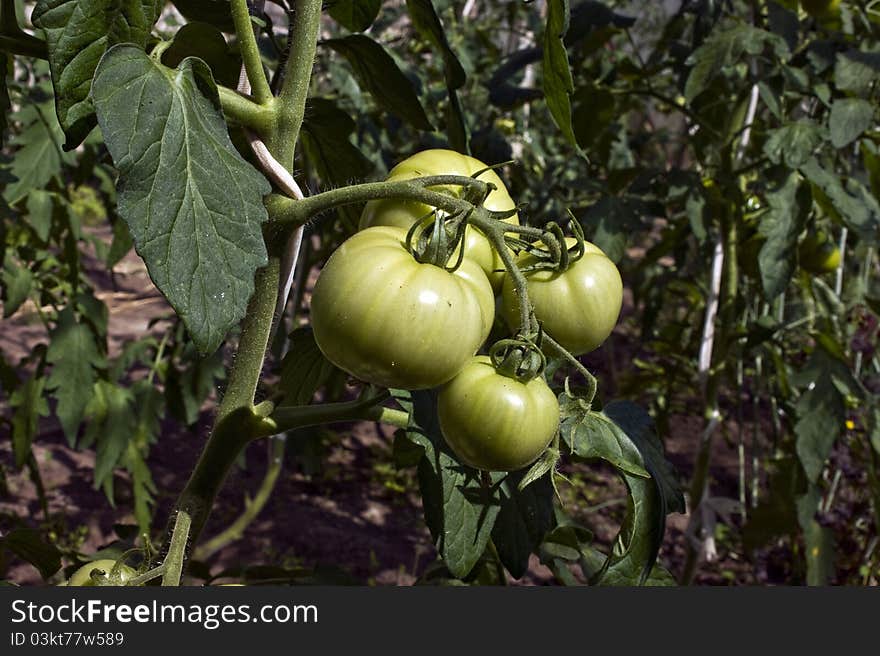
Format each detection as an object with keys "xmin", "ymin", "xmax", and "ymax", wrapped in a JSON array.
[
  {"xmin": 66, "ymin": 560, "xmax": 137, "ymax": 586},
  {"xmin": 501, "ymin": 239, "xmax": 623, "ymax": 356},
  {"xmin": 437, "ymin": 356, "xmax": 560, "ymax": 471},
  {"xmin": 311, "ymin": 226, "xmax": 495, "ymax": 390},
  {"xmin": 360, "ymin": 149, "xmax": 519, "ymax": 290}
]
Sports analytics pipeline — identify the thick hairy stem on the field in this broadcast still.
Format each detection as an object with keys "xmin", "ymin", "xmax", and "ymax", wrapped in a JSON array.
[
  {"xmin": 161, "ymin": 511, "xmax": 192, "ymax": 586},
  {"xmin": 230, "ymin": 0, "xmax": 272, "ymax": 104},
  {"xmin": 273, "ymin": 0, "xmax": 323, "ymax": 167},
  {"xmin": 269, "ymin": 397, "xmax": 410, "ymax": 434}
]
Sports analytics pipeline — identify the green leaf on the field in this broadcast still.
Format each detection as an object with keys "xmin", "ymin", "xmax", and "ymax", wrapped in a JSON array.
[
  {"xmin": 25, "ymin": 190, "xmax": 55, "ymax": 242},
  {"xmin": 405, "ymin": 0, "xmax": 467, "ymax": 150},
  {"xmin": 301, "ymin": 98, "xmax": 374, "ymax": 187},
  {"xmin": 327, "ymin": 0, "xmax": 382, "ymax": 32},
  {"xmin": 834, "ymin": 49, "xmax": 880, "ymax": 95},
  {"xmin": 165, "ymin": 345, "xmax": 225, "ymax": 426},
  {"xmin": 161, "ymin": 22, "xmax": 241, "ymax": 88},
  {"xmin": 2, "ymin": 104, "xmax": 69, "ymax": 205},
  {"xmin": 83, "ymin": 380, "xmax": 135, "ymax": 495},
  {"xmin": 0, "ymin": 529, "xmax": 62, "ymax": 580},
  {"xmin": 581, "ymin": 196, "xmax": 646, "ymax": 263},
  {"xmin": 763, "ymin": 122, "xmax": 824, "ymax": 168},
  {"xmin": 800, "ymin": 157, "xmax": 880, "ymax": 244},
  {"xmin": 491, "ymin": 472, "xmax": 555, "ymax": 579},
  {"xmin": 603, "ymin": 400, "xmax": 685, "ymax": 514},
  {"xmin": 794, "ymin": 355, "xmax": 845, "ymax": 483},
  {"xmin": 126, "ymin": 380, "xmax": 162, "ymax": 534},
  {"xmin": 92, "ymin": 46, "xmax": 271, "ymax": 354},
  {"xmin": 559, "ymin": 394, "xmax": 650, "ymax": 478},
  {"xmin": 542, "ymin": 0, "xmax": 578, "ymax": 148},
  {"xmin": 277, "ymin": 327, "xmax": 342, "ymax": 406},
  {"xmin": 758, "ymin": 172, "xmax": 811, "ymax": 299},
  {"xmin": 32, "ymin": 0, "xmax": 161, "ymax": 149},
  {"xmin": 9, "ymin": 375, "xmax": 49, "ymax": 468},
  {"xmin": 685, "ymin": 25, "xmax": 789, "ymax": 102},
  {"xmin": 402, "ymin": 390, "xmax": 502, "ymax": 579},
  {"xmin": 46, "ymin": 309, "xmax": 101, "ymax": 443},
  {"xmin": 323, "ymin": 35, "xmax": 433, "ymax": 131},
  {"xmin": 1, "ymin": 259, "xmax": 33, "ymax": 318},
  {"xmin": 829, "ymin": 98, "xmax": 874, "ymax": 149}
]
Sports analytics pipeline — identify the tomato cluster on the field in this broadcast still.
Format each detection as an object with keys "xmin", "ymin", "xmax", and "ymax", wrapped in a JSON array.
[{"xmin": 310, "ymin": 150, "xmax": 623, "ymax": 472}]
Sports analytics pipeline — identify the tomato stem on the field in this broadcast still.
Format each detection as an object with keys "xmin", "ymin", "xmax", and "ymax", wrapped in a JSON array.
[
  {"xmin": 216, "ymin": 86, "xmax": 276, "ymax": 134},
  {"xmin": 543, "ymin": 333, "xmax": 597, "ymax": 405},
  {"xmin": 230, "ymin": 0, "xmax": 272, "ymax": 104},
  {"xmin": 269, "ymin": 393, "xmax": 410, "ymax": 434},
  {"xmin": 161, "ymin": 510, "xmax": 191, "ymax": 586}
]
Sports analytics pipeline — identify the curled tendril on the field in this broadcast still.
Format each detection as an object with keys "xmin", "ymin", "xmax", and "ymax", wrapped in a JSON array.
[
  {"xmin": 513, "ymin": 218, "xmax": 588, "ymax": 274},
  {"xmin": 489, "ymin": 334, "xmax": 547, "ymax": 383}
]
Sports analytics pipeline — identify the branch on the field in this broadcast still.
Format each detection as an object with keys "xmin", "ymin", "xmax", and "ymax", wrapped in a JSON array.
[
  {"xmin": 230, "ymin": 0, "xmax": 272, "ymax": 104},
  {"xmin": 217, "ymin": 85, "xmax": 274, "ymax": 134}
]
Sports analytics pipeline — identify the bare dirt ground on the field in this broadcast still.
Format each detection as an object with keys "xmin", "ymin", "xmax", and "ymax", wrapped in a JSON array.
[{"xmin": 0, "ymin": 227, "xmax": 788, "ymax": 586}]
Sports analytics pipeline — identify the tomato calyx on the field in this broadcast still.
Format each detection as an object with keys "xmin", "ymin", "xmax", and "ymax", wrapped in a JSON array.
[
  {"xmin": 489, "ymin": 336, "xmax": 547, "ymax": 383},
  {"xmin": 404, "ymin": 210, "xmax": 469, "ymax": 270}
]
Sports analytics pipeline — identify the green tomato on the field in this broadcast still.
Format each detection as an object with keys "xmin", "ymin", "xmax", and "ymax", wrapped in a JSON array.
[
  {"xmin": 437, "ymin": 356, "xmax": 560, "ymax": 472},
  {"xmin": 360, "ymin": 149, "xmax": 519, "ymax": 290},
  {"xmin": 501, "ymin": 239, "xmax": 623, "ymax": 356},
  {"xmin": 311, "ymin": 226, "xmax": 495, "ymax": 390},
  {"xmin": 66, "ymin": 559, "xmax": 137, "ymax": 587},
  {"xmin": 799, "ymin": 231, "xmax": 841, "ymax": 274}
]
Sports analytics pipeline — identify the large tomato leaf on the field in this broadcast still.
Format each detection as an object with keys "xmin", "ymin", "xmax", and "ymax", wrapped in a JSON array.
[
  {"xmin": 757, "ymin": 171, "xmax": 811, "ymax": 299},
  {"xmin": 800, "ymin": 158, "xmax": 880, "ymax": 245},
  {"xmin": 92, "ymin": 45, "xmax": 271, "ymax": 354},
  {"xmin": 9, "ymin": 375, "xmax": 50, "ymax": 469},
  {"xmin": 32, "ymin": 0, "xmax": 162, "ymax": 149},
  {"xmin": 323, "ymin": 35, "xmax": 433, "ymax": 131},
  {"xmin": 397, "ymin": 389, "xmax": 502, "ymax": 579},
  {"xmin": 829, "ymin": 98, "xmax": 874, "ymax": 149},
  {"xmin": 490, "ymin": 472, "xmax": 555, "ymax": 579},
  {"xmin": 277, "ymin": 327, "xmax": 344, "ymax": 407},
  {"xmin": 327, "ymin": 0, "xmax": 382, "ymax": 32},
  {"xmin": 763, "ymin": 122, "xmax": 825, "ymax": 169},
  {"xmin": 542, "ymin": 0, "xmax": 578, "ymax": 149}
]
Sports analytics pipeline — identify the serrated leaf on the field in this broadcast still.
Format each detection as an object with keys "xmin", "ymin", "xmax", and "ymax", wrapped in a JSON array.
[
  {"xmin": 491, "ymin": 472, "xmax": 555, "ymax": 579},
  {"xmin": 83, "ymin": 380, "xmax": 135, "ymax": 494},
  {"xmin": 581, "ymin": 196, "xmax": 646, "ymax": 263},
  {"xmin": 165, "ymin": 345, "xmax": 225, "ymax": 426},
  {"xmin": 795, "ymin": 358, "xmax": 845, "ymax": 483},
  {"xmin": 685, "ymin": 25, "xmax": 789, "ymax": 102},
  {"xmin": 323, "ymin": 35, "xmax": 433, "ymax": 131},
  {"xmin": 92, "ymin": 45, "xmax": 271, "ymax": 354},
  {"xmin": 834, "ymin": 49, "xmax": 880, "ymax": 95},
  {"xmin": 126, "ymin": 380, "xmax": 162, "ymax": 534},
  {"xmin": 402, "ymin": 390, "xmax": 501, "ymax": 579},
  {"xmin": 278, "ymin": 327, "xmax": 341, "ymax": 406},
  {"xmin": 2, "ymin": 104, "xmax": 70, "ymax": 204},
  {"xmin": 25, "ymin": 190, "xmax": 55, "ymax": 242},
  {"xmin": 46, "ymin": 309, "xmax": 100, "ymax": 443},
  {"xmin": 758, "ymin": 172, "xmax": 811, "ymax": 299},
  {"xmin": 829, "ymin": 98, "xmax": 874, "ymax": 149},
  {"xmin": 560, "ymin": 401, "xmax": 649, "ymax": 478},
  {"xmin": 800, "ymin": 157, "xmax": 880, "ymax": 244},
  {"xmin": 0, "ymin": 529, "xmax": 62, "ymax": 580},
  {"xmin": 763, "ymin": 122, "xmax": 824, "ymax": 168},
  {"xmin": 327, "ymin": 0, "xmax": 382, "ymax": 32},
  {"xmin": 1, "ymin": 259, "xmax": 33, "ymax": 318},
  {"xmin": 9, "ymin": 375, "xmax": 49, "ymax": 468},
  {"xmin": 543, "ymin": 0, "xmax": 578, "ymax": 147},
  {"xmin": 32, "ymin": 0, "xmax": 161, "ymax": 148}
]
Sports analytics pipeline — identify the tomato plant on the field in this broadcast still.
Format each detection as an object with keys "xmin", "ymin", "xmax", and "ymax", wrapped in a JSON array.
[
  {"xmin": 2, "ymin": 0, "xmax": 876, "ymax": 592},
  {"xmin": 437, "ymin": 355, "xmax": 559, "ymax": 472}
]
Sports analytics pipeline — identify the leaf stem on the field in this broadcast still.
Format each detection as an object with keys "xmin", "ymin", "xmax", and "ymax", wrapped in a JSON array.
[
  {"xmin": 217, "ymin": 85, "xmax": 275, "ymax": 134},
  {"xmin": 230, "ymin": 0, "xmax": 272, "ymax": 104}
]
